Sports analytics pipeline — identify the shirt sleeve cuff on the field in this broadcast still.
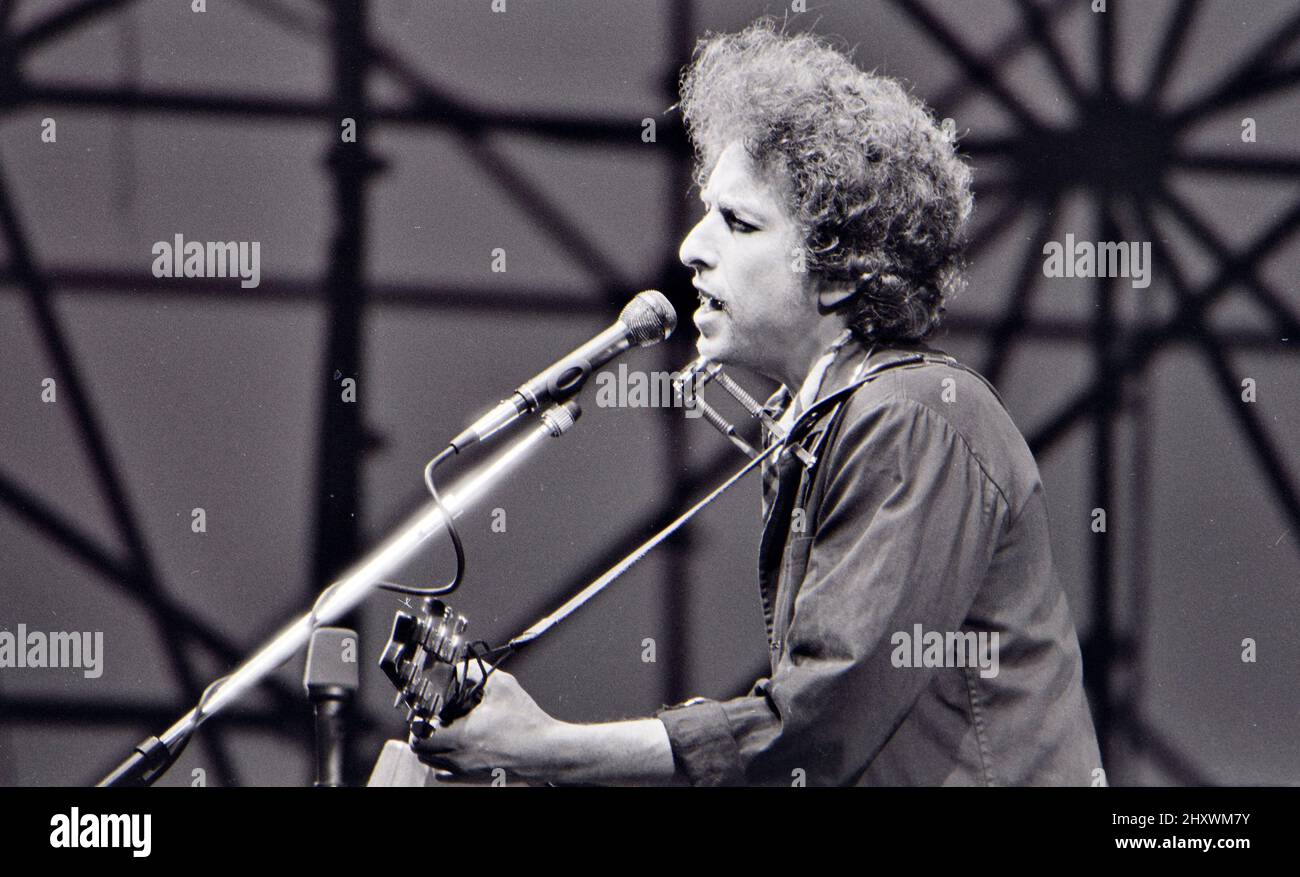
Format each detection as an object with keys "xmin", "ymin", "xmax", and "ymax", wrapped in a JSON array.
[{"xmin": 656, "ymin": 699, "xmax": 745, "ymax": 786}]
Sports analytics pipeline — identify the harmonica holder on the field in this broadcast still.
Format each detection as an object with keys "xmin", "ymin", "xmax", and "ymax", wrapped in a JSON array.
[{"xmin": 675, "ymin": 358, "xmax": 816, "ymax": 467}]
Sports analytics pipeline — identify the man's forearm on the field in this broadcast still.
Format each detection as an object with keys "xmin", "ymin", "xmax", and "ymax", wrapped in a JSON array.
[{"xmin": 538, "ymin": 718, "xmax": 682, "ymax": 786}]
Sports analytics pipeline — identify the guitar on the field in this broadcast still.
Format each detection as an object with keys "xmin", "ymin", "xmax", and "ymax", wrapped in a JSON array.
[
  {"xmin": 367, "ymin": 739, "xmax": 439, "ymax": 787},
  {"xmin": 366, "ymin": 597, "xmax": 498, "ymax": 787}
]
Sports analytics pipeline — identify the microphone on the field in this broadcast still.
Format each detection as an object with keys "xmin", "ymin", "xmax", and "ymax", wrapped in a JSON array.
[
  {"xmin": 304, "ymin": 627, "xmax": 359, "ymax": 788},
  {"xmin": 449, "ymin": 290, "xmax": 676, "ymax": 452}
]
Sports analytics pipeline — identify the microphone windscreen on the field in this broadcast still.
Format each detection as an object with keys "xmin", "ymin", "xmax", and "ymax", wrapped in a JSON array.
[
  {"xmin": 621, "ymin": 290, "xmax": 677, "ymax": 346},
  {"xmin": 304, "ymin": 627, "xmax": 360, "ymax": 694}
]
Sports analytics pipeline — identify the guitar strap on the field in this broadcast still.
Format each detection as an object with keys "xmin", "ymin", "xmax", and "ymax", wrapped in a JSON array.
[{"xmin": 777, "ymin": 348, "xmax": 1008, "ymax": 548}]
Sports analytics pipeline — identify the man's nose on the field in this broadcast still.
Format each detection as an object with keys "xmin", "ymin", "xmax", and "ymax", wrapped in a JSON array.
[{"xmin": 678, "ymin": 215, "xmax": 716, "ymax": 272}]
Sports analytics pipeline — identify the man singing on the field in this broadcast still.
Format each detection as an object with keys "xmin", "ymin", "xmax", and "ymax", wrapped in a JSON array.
[{"xmin": 412, "ymin": 21, "xmax": 1102, "ymax": 786}]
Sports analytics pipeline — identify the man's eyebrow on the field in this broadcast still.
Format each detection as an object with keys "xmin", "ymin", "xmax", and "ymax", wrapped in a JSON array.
[{"xmin": 699, "ymin": 189, "xmax": 768, "ymax": 219}]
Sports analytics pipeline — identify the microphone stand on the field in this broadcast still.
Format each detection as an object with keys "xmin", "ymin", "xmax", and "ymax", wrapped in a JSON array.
[
  {"xmin": 310, "ymin": 694, "xmax": 349, "ymax": 788},
  {"xmin": 98, "ymin": 402, "xmax": 582, "ymax": 787},
  {"xmin": 305, "ymin": 627, "xmax": 359, "ymax": 788}
]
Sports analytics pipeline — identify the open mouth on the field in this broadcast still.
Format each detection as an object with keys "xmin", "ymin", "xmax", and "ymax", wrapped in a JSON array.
[{"xmin": 697, "ymin": 291, "xmax": 728, "ymax": 312}]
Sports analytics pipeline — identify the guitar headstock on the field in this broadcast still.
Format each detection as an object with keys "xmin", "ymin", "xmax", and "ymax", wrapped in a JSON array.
[{"xmin": 378, "ymin": 598, "xmax": 479, "ymax": 738}]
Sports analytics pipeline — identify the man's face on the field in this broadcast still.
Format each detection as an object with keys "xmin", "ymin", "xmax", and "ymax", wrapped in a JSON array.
[{"xmin": 678, "ymin": 142, "xmax": 817, "ymax": 382}]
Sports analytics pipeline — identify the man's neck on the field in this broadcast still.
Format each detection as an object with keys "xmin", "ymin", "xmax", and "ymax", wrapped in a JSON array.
[{"xmin": 775, "ymin": 321, "xmax": 852, "ymax": 393}]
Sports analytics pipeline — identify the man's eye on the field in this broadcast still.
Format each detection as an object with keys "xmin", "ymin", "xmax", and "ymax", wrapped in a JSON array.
[{"xmin": 721, "ymin": 209, "xmax": 756, "ymax": 232}]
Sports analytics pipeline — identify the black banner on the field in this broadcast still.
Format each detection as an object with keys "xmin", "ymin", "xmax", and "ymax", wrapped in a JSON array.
[{"xmin": 3, "ymin": 787, "xmax": 1287, "ymax": 862}]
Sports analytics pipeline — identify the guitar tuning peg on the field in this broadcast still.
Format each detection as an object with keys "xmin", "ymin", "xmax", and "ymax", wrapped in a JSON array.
[{"xmin": 390, "ymin": 612, "xmax": 417, "ymax": 643}]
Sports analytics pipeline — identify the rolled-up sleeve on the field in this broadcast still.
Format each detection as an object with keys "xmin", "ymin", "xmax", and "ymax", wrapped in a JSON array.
[{"xmin": 658, "ymin": 393, "xmax": 1008, "ymax": 785}]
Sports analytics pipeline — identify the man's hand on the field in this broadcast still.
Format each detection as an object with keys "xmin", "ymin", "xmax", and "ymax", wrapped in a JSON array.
[
  {"xmin": 405, "ymin": 663, "xmax": 681, "ymax": 786},
  {"xmin": 409, "ymin": 664, "xmax": 561, "ymax": 784}
]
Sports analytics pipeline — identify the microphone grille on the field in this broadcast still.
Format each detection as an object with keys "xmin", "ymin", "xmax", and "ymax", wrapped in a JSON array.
[
  {"xmin": 620, "ymin": 290, "xmax": 677, "ymax": 347},
  {"xmin": 304, "ymin": 627, "xmax": 360, "ymax": 694}
]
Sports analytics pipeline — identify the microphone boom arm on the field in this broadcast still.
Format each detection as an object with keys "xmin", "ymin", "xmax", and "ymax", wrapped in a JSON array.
[{"xmin": 98, "ymin": 401, "xmax": 583, "ymax": 787}]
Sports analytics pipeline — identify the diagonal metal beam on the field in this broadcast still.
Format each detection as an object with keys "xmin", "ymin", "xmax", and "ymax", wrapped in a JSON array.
[
  {"xmin": 0, "ymin": 152, "xmax": 241, "ymax": 784},
  {"xmin": 1143, "ymin": 0, "xmax": 1203, "ymax": 105},
  {"xmin": 1154, "ymin": 186, "xmax": 1300, "ymax": 340},
  {"xmin": 1169, "ymin": 5, "xmax": 1300, "ymax": 125},
  {"xmin": 0, "ymin": 466, "xmax": 132, "ymax": 585},
  {"xmin": 11, "ymin": 0, "xmax": 135, "ymax": 54},
  {"xmin": 1011, "ymin": 0, "xmax": 1087, "ymax": 104},
  {"xmin": 1171, "ymin": 62, "xmax": 1300, "ymax": 126},
  {"xmin": 455, "ymin": 133, "xmax": 635, "ymax": 294},
  {"xmin": 7, "ymin": 4, "xmax": 661, "ymax": 299},
  {"xmin": 307, "ymin": 0, "xmax": 642, "ymax": 294},
  {"xmin": 0, "ymin": 468, "xmax": 322, "ymax": 738},
  {"xmin": 1131, "ymin": 199, "xmax": 1300, "ymax": 555},
  {"xmin": 888, "ymin": 0, "xmax": 1045, "ymax": 130},
  {"xmin": 8, "ymin": 0, "xmax": 662, "ymax": 150},
  {"xmin": 248, "ymin": 0, "xmax": 642, "ymax": 294},
  {"xmin": 1027, "ymin": 196, "xmax": 1300, "ymax": 457},
  {"xmin": 931, "ymin": 0, "xmax": 1077, "ymax": 112}
]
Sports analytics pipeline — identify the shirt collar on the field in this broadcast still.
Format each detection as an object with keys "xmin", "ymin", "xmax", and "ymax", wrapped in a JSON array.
[{"xmin": 761, "ymin": 334, "xmax": 948, "ymax": 431}]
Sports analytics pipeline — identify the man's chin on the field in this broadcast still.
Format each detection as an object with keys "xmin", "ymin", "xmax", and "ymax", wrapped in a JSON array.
[
  {"xmin": 694, "ymin": 334, "xmax": 732, "ymax": 364},
  {"xmin": 693, "ymin": 337, "xmax": 769, "ymax": 383}
]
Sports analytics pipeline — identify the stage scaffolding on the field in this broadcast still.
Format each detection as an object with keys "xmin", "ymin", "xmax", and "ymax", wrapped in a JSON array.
[{"xmin": 0, "ymin": 0, "xmax": 1296, "ymax": 786}]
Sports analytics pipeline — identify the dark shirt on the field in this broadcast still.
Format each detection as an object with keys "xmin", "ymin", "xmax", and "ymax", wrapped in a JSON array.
[{"xmin": 657, "ymin": 339, "xmax": 1102, "ymax": 785}]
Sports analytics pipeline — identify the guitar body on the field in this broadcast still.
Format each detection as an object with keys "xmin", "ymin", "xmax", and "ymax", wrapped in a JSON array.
[
  {"xmin": 366, "ymin": 739, "xmax": 530, "ymax": 787},
  {"xmin": 367, "ymin": 740, "xmax": 439, "ymax": 787}
]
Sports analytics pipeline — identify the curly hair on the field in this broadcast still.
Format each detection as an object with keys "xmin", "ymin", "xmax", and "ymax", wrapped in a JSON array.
[{"xmin": 678, "ymin": 20, "xmax": 974, "ymax": 344}]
